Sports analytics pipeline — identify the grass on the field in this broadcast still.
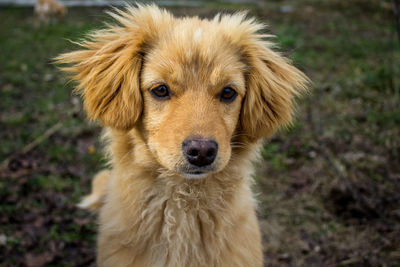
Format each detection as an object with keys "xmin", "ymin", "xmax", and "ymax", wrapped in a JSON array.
[{"xmin": 0, "ymin": 1, "xmax": 399, "ymax": 266}]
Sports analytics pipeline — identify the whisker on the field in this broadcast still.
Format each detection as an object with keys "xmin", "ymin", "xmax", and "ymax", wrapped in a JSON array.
[{"xmin": 231, "ymin": 132, "xmax": 252, "ymax": 139}]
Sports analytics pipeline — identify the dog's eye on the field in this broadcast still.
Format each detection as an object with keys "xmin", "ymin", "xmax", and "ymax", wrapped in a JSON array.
[
  {"xmin": 219, "ymin": 87, "xmax": 238, "ymax": 103},
  {"xmin": 150, "ymin": 85, "xmax": 170, "ymax": 100}
]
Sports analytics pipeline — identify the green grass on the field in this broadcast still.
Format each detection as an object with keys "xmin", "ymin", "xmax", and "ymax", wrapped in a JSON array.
[{"xmin": 0, "ymin": 2, "xmax": 399, "ymax": 266}]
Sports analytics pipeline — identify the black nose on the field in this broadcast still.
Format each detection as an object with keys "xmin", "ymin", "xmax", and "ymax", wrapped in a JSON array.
[{"xmin": 182, "ymin": 138, "xmax": 218, "ymax": 167}]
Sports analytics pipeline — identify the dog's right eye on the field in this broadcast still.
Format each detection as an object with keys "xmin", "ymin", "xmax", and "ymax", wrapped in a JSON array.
[{"xmin": 150, "ymin": 85, "xmax": 170, "ymax": 100}]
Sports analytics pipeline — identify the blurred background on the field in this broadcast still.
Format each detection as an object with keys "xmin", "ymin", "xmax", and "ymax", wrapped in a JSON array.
[{"xmin": 0, "ymin": 0, "xmax": 399, "ymax": 266}]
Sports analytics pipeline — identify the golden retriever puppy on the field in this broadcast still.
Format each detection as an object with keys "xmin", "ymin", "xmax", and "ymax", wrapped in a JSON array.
[
  {"xmin": 57, "ymin": 4, "xmax": 308, "ymax": 266},
  {"xmin": 34, "ymin": 0, "xmax": 67, "ymax": 25}
]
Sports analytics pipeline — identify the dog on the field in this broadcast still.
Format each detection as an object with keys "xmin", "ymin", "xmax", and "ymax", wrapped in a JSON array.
[
  {"xmin": 34, "ymin": 0, "xmax": 67, "ymax": 25},
  {"xmin": 57, "ymin": 4, "xmax": 308, "ymax": 266}
]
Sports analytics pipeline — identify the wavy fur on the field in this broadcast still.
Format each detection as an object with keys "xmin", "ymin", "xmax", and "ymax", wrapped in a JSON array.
[{"xmin": 56, "ymin": 4, "xmax": 309, "ymax": 267}]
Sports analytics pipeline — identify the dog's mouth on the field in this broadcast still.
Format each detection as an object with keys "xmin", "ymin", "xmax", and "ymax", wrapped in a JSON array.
[
  {"xmin": 183, "ymin": 171, "xmax": 209, "ymax": 179},
  {"xmin": 180, "ymin": 165, "xmax": 216, "ymax": 179}
]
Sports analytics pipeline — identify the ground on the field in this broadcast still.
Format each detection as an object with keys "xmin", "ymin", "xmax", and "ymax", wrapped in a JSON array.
[{"xmin": 0, "ymin": 1, "xmax": 399, "ymax": 266}]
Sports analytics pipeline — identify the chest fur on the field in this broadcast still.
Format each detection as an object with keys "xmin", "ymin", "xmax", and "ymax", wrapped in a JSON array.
[{"xmin": 103, "ymin": 177, "xmax": 242, "ymax": 266}]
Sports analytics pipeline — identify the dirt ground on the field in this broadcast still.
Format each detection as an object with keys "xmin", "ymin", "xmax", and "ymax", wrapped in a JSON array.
[{"xmin": 0, "ymin": 0, "xmax": 399, "ymax": 266}]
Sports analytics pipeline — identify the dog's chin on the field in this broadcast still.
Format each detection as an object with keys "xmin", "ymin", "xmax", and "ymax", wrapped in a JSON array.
[
  {"xmin": 178, "ymin": 161, "xmax": 229, "ymax": 180},
  {"xmin": 177, "ymin": 162, "xmax": 221, "ymax": 179}
]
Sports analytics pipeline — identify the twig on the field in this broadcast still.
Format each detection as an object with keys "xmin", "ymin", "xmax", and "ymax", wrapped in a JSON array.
[{"xmin": 0, "ymin": 120, "xmax": 64, "ymax": 172}]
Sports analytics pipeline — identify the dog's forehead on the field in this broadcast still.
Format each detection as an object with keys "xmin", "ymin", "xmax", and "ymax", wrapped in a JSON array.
[
  {"xmin": 149, "ymin": 20, "xmax": 233, "ymax": 60},
  {"xmin": 142, "ymin": 19, "xmax": 246, "ymax": 91}
]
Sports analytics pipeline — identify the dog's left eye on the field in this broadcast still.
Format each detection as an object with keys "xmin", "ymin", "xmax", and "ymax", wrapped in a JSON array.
[
  {"xmin": 150, "ymin": 85, "xmax": 170, "ymax": 100},
  {"xmin": 219, "ymin": 87, "xmax": 238, "ymax": 103}
]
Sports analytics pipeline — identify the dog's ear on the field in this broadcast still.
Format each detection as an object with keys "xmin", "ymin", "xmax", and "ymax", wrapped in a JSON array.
[
  {"xmin": 56, "ymin": 5, "xmax": 173, "ymax": 130},
  {"xmin": 241, "ymin": 42, "xmax": 309, "ymax": 141},
  {"xmin": 219, "ymin": 14, "xmax": 309, "ymax": 141}
]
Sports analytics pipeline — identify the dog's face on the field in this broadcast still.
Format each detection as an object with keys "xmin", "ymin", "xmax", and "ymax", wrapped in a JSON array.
[
  {"xmin": 140, "ymin": 25, "xmax": 246, "ymax": 178},
  {"xmin": 57, "ymin": 5, "xmax": 308, "ymax": 179}
]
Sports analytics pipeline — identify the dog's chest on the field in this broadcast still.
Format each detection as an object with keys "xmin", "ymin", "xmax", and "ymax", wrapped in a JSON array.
[{"xmin": 133, "ymin": 182, "xmax": 229, "ymax": 266}]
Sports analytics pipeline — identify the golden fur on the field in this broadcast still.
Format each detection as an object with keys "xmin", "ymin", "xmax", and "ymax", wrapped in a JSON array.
[{"xmin": 56, "ymin": 4, "xmax": 308, "ymax": 267}]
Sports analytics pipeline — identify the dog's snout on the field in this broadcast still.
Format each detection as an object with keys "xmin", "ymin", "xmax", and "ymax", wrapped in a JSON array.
[{"xmin": 182, "ymin": 138, "xmax": 218, "ymax": 167}]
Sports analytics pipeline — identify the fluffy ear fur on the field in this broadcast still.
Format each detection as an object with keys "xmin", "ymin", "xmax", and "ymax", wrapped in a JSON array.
[
  {"xmin": 56, "ymin": 5, "xmax": 173, "ymax": 130},
  {"xmin": 218, "ymin": 13, "xmax": 309, "ymax": 142},
  {"xmin": 241, "ymin": 42, "xmax": 309, "ymax": 141}
]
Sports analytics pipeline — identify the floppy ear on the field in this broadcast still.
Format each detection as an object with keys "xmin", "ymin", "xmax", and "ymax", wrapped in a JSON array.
[
  {"xmin": 219, "ymin": 13, "xmax": 309, "ymax": 141},
  {"xmin": 240, "ymin": 41, "xmax": 309, "ymax": 141},
  {"xmin": 56, "ymin": 5, "xmax": 173, "ymax": 130}
]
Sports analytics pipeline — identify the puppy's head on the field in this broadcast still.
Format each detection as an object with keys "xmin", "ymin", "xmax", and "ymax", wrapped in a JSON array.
[{"xmin": 57, "ymin": 5, "xmax": 308, "ymax": 179}]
